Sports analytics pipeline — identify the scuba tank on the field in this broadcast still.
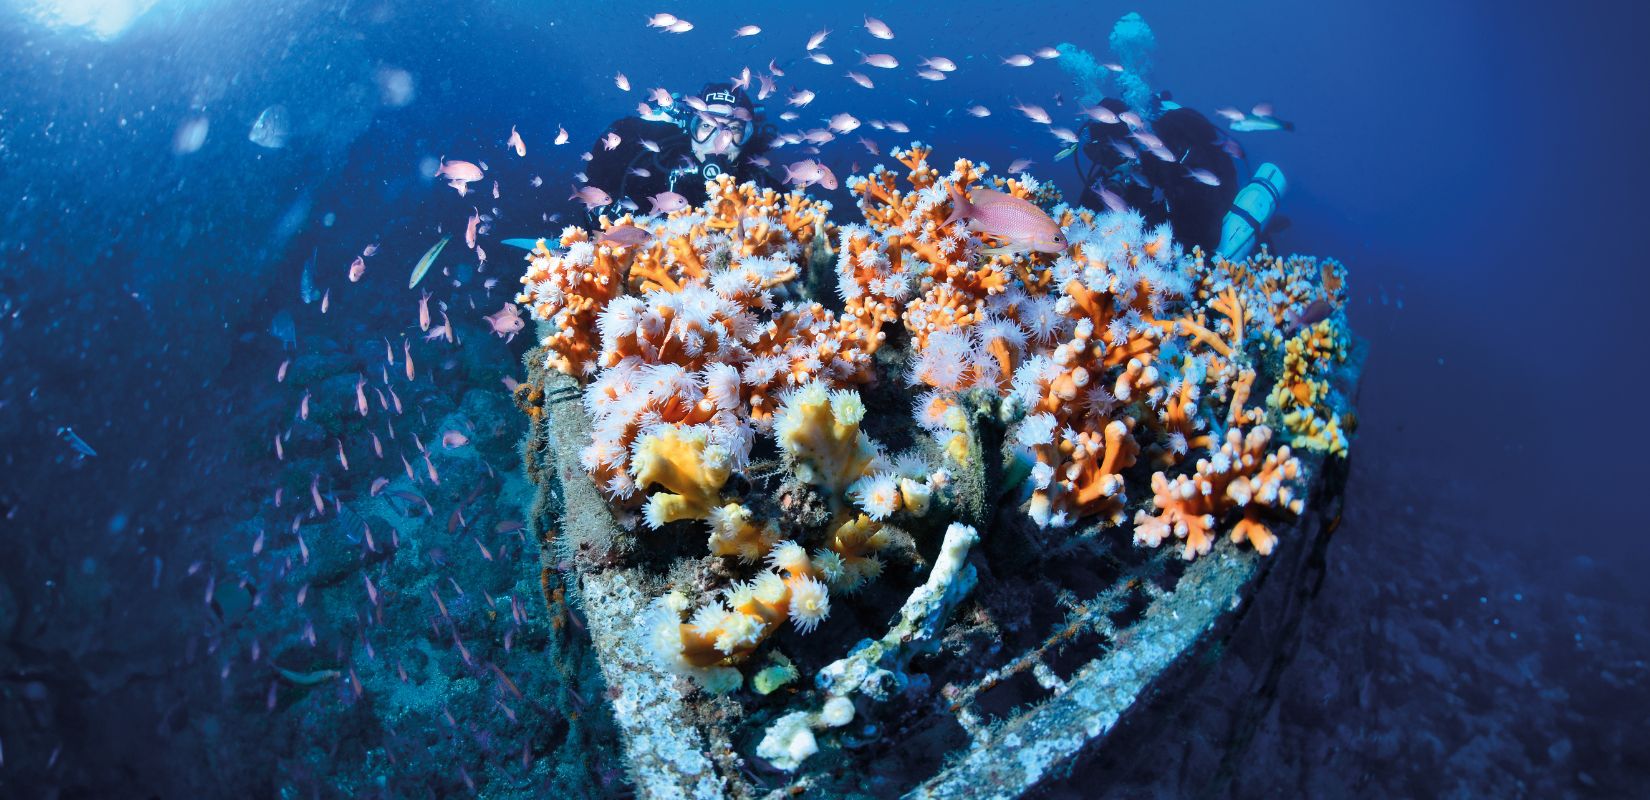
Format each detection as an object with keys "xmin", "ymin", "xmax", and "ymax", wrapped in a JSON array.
[{"xmin": 1216, "ymin": 162, "xmax": 1286, "ymax": 261}]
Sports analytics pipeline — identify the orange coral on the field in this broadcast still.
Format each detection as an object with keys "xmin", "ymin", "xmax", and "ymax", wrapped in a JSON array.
[
  {"xmin": 658, "ymin": 542, "xmax": 832, "ymax": 672},
  {"xmin": 1133, "ymin": 425, "xmax": 1304, "ymax": 559},
  {"xmin": 518, "ymin": 233, "xmax": 625, "ymax": 377}
]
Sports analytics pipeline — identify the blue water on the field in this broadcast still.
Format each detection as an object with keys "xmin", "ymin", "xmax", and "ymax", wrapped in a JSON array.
[{"xmin": 2, "ymin": 0, "xmax": 1646, "ymax": 796}]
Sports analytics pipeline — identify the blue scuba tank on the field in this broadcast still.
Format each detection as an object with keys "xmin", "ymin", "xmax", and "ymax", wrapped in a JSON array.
[{"xmin": 1216, "ymin": 162, "xmax": 1286, "ymax": 261}]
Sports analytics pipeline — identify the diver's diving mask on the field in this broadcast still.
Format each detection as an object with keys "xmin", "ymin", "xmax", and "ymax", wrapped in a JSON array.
[{"xmin": 690, "ymin": 110, "xmax": 752, "ymax": 152}]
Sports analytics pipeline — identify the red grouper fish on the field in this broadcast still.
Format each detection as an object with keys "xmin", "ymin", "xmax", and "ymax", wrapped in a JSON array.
[{"xmin": 943, "ymin": 186, "xmax": 1069, "ymax": 256}]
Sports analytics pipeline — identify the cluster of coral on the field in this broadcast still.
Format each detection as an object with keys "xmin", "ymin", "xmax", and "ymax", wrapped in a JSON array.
[
  {"xmin": 843, "ymin": 145, "xmax": 1349, "ymax": 549},
  {"xmin": 516, "ymin": 146, "xmax": 1352, "ymax": 692}
]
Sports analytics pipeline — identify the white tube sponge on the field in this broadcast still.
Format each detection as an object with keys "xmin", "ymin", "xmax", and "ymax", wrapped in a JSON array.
[
  {"xmin": 817, "ymin": 521, "xmax": 981, "ymax": 700},
  {"xmin": 758, "ymin": 522, "xmax": 980, "ymax": 772}
]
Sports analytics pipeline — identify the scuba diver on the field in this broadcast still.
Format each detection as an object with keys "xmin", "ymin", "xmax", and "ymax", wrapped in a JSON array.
[
  {"xmin": 1073, "ymin": 94, "xmax": 1241, "ymax": 254},
  {"xmin": 578, "ymin": 82, "xmax": 780, "ymax": 223},
  {"xmin": 1075, "ymin": 92, "xmax": 1292, "ymax": 261}
]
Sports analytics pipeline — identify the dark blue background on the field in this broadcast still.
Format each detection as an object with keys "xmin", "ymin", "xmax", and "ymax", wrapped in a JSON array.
[{"xmin": 1, "ymin": 0, "xmax": 1646, "ymax": 793}]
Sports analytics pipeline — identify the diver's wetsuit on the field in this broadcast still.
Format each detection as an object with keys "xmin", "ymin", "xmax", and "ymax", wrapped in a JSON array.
[
  {"xmin": 581, "ymin": 117, "xmax": 779, "ymax": 223},
  {"xmin": 1076, "ymin": 98, "xmax": 1240, "ymax": 252}
]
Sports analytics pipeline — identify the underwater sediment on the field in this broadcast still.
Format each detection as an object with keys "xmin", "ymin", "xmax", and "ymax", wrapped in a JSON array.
[{"xmin": 509, "ymin": 143, "xmax": 1363, "ymax": 798}]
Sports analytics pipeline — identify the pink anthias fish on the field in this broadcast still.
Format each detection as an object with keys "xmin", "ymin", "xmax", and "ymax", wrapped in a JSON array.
[
  {"xmin": 864, "ymin": 16, "xmax": 893, "ymax": 39},
  {"xmin": 944, "ymin": 186, "xmax": 1069, "ymax": 255},
  {"xmin": 1081, "ymin": 104, "xmax": 1119, "ymax": 124},
  {"xmin": 599, "ymin": 224, "xmax": 654, "ymax": 247},
  {"xmin": 1186, "ymin": 167, "xmax": 1222, "ymax": 187},
  {"xmin": 554, "ymin": 126, "xmax": 569, "ymax": 145},
  {"xmin": 614, "ymin": 72, "xmax": 630, "ymax": 91},
  {"xmin": 485, "ymin": 303, "xmax": 525, "ymax": 339},
  {"xmin": 806, "ymin": 28, "xmax": 829, "ymax": 50},
  {"xmin": 647, "ymin": 191, "xmax": 689, "ymax": 214},
  {"xmin": 645, "ymin": 12, "xmax": 676, "ymax": 28},
  {"xmin": 783, "ymin": 159, "xmax": 826, "ymax": 188},
  {"xmin": 1095, "ymin": 184, "xmax": 1129, "ymax": 214},
  {"xmin": 419, "ymin": 289, "xmax": 432, "ymax": 331},
  {"xmin": 788, "ymin": 90, "xmax": 815, "ymax": 107},
  {"xmin": 1285, "ymin": 299, "xmax": 1336, "ymax": 334},
  {"xmin": 845, "ymin": 71, "xmax": 874, "ymax": 90},
  {"xmin": 441, "ymin": 430, "xmax": 471, "ymax": 448},
  {"xmin": 734, "ymin": 24, "xmax": 760, "ymax": 37},
  {"xmin": 436, "ymin": 158, "xmax": 482, "ymax": 195},
  {"xmin": 921, "ymin": 56, "xmax": 957, "ymax": 72},
  {"xmin": 569, "ymin": 185, "xmax": 612, "ymax": 210},
  {"xmin": 1013, "ymin": 101, "xmax": 1051, "ymax": 124},
  {"xmin": 858, "ymin": 136, "xmax": 880, "ymax": 155},
  {"xmin": 437, "ymin": 158, "xmax": 482, "ymax": 181},
  {"xmin": 917, "ymin": 69, "xmax": 946, "ymax": 81},
  {"xmin": 1131, "ymin": 129, "xmax": 1165, "ymax": 149},
  {"xmin": 808, "ymin": 52, "xmax": 833, "ymax": 65},
  {"xmin": 828, "ymin": 113, "xmax": 861, "ymax": 134},
  {"xmin": 816, "ymin": 163, "xmax": 838, "ymax": 190},
  {"xmin": 861, "ymin": 53, "xmax": 898, "ymax": 69},
  {"xmin": 967, "ymin": 105, "xmax": 991, "ymax": 118},
  {"xmin": 349, "ymin": 255, "xmax": 366, "ymax": 282},
  {"xmin": 506, "ymin": 125, "xmax": 525, "ymax": 156},
  {"xmin": 1008, "ymin": 158, "xmax": 1034, "ymax": 173},
  {"xmin": 465, "ymin": 208, "xmax": 480, "ymax": 249},
  {"xmin": 1002, "ymin": 54, "xmax": 1035, "ymax": 67},
  {"xmin": 756, "ymin": 73, "xmax": 777, "ymax": 100},
  {"xmin": 666, "ymin": 19, "xmax": 692, "ymax": 33},
  {"xmin": 601, "ymin": 131, "xmax": 622, "ymax": 150},
  {"xmin": 1035, "ymin": 46, "xmax": 1062, "ymax": 59}
]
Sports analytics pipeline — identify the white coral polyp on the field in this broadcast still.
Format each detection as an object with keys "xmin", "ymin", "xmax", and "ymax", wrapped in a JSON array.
[{"xmin": 787, "ymin": 574, "xmax": 831, "ymax": 634}]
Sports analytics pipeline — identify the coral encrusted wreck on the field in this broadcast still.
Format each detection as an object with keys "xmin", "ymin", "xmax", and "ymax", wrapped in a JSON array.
[{"xmin": 513, "ymin": 146, "xmax": 1363, "ymax": 798}]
